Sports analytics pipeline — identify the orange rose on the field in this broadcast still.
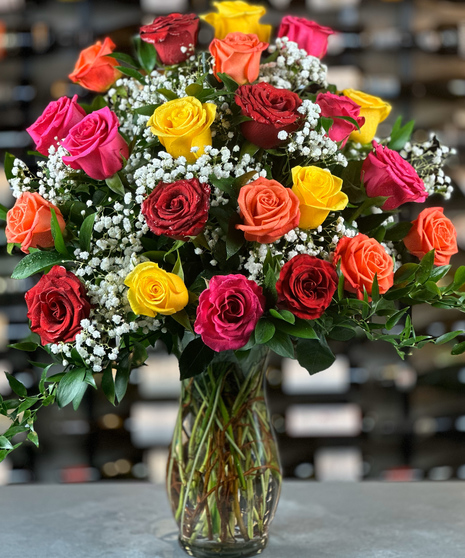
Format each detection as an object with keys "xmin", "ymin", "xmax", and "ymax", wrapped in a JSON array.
[
  {"xmin": 404, "ymin": 207, "xmax": 458, "ymax": 266},
  {"xmin": 6, "ymin": 192, "xmax": 66, "ymax": 254},
  {"xmin": 209, "ymin": 32, "xmax": 268, "ymax": 85},
  {"xmin": 236, "ymin": 177, "xmax": 300, "ymax": 243},
  {"xmin": 69, "ymin": 37, "xmax": 121, "ymax": 93},
  {"xmin": 333, "ymin": 234, "xmax": 394, "ymax": 300}
]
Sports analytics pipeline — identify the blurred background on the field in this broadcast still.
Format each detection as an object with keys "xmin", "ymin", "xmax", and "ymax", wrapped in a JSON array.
[{"xmin": 1, "ymin": 0, "xmax": 465, "ymax": 486}]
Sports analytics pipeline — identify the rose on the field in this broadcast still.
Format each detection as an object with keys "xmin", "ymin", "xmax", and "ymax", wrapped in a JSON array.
[
  {"xmin": 209, "ymin": 32, "xmax": 268, "ymax": 85},
  {"xmin": 124, "ymin": 262, "xmax": 188, "ymax": 318},
  {"xmin": 142, "ymin": 178, "xmax": 210, "ymax": 240},
  {"xmin": 26, "ymin": 95, "xmax": 86, "ymax": 156},
  {"xmin": 404, "ymin": 207, "xmax": 458, "ymax": 266},
  {"xmin": 147, "ymin": 96, "xmax": 216, "ymax": 163},
  {"xmin": 333, "ymin": 234, "xmax": 394, "ymax": 300},
  {"xmin": 194, "ymin": 274, "xmax": 265, "ymax": 351},
  {"xmin": 235, "ymin": 83, "xmax": 302, "ymax": 149},
  {"xmin": 61, "ymin": 107, "xmax": 129, "ymax": 181},
  {"xmin": 25, "ymin": 266, "xmax": 91, "ymax": 345},
  {"xmin": 276, "ymin": 255, "xmax": 338, "ymax": 320},
  {"xmin": 6, "ymin": 192, "xmax": 66, "ymax": 254},
  {"xmin": 362, "ymin": 142, "xmax": 427, "ymax": 210},
  {"xmin": 315, "ymin": 92, "xmax": 365, "ymax": 147},
  {"xmin": 291, "ymin": 166, "xmax": 348, "ymax": 229},
  {"xmin": 140, "ymin": 14, "xmax": 199, "ymax": 65},
  {"xmin": 201, "ymin": 1, "xmax": 271, "ymax": 42},
  {"xmin": 68, "ymin": 37, "xmax": 121, "ymax": 93},
  {"xmin": 236, "ymin": 177, "xmax": 300, "ymax": 243},
  {"xmin": 342, "ymin": 89, "xmax": 391, "ymax": 144},
  {"xmin": 277, "ymin": 16, "xmax": 334, "ymax": 58}
]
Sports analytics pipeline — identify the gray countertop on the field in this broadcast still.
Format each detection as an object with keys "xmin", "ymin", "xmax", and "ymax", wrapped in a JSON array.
[{"xmin": 1, "ymin": 481, "xmax": 464, "ymax": 558}]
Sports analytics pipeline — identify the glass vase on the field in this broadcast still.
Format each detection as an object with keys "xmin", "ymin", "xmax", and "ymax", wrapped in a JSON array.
[{"xmin": 167, "ymin": 346, "xmax": 282, "ymax": 558}]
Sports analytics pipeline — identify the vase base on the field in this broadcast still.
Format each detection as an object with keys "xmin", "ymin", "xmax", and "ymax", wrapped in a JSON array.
[{"xmin": 178, "ymin": 536, "xmax": 268, "ymax": 558}]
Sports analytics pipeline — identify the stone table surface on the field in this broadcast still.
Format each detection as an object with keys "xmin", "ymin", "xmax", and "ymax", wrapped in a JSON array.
[{"xmin": 1, "ymin": 481, "xmax": 465, "ymax": 558}]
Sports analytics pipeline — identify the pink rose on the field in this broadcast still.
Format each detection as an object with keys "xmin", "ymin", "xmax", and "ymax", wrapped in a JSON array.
[
  {"xmin": 194, "ymin": 274, "xmax": 265, "ymax": 352},
  {"xmin": 26, "ymin": 95, "xmax": 86, "ymax": 156},
  {"xmin": 362, "ymin": 142, "xmax": 427, "ymax": 211},
  {"xmin": 61, "ymin": 107, "xmax": 129, "ymax": 181},
  {"xmin": 277, "ymin": 16, "xmax": 334, "ymax": 58},
  {"xmin": 315, "ymin": 92, "xmax": 365, "ymax": 147}
]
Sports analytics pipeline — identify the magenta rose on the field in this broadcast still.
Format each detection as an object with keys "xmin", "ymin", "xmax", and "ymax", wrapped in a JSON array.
[
  {"xmin": 26, "ymin": 95, "xmax": 86, "ymax": 156},
  {"xmin": 362, "ymin": 142, "xmax": 427, "ymax": 210},
  {"xmin": 235, "ymin": 83, "xmax": 302, "ymax": 149},
  {"xmin": 140, "ymin": 13, "xmax": 199, "ymax": 65},
  {"xmin": 276, "ymin": 255, "xmax": 338, "ymax": 320},
  {"xmin": 194, "ymin": 274, "xmax": 266, "ymax": 352},
  {"xmin": 277, "ymin": 16, "xmax": 334, "ymax": 58},
  {"xmin": 142, "ymin": 178, "xmax": 210, "ymax": 240},
  {"xmin": 61, "ymin": 107, "xmax": 129, "ymax": 181},
  {"xmin": 316, "ymin": 92, "xmax": 365, "ymax": 147},
  {"xmin": 25, "ymin": 266, "xmax": 91, "ymax": 345}
]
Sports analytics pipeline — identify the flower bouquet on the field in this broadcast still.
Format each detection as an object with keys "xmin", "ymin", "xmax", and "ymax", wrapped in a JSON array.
[{"xmin": 1, "ymin": 2, "xmax": 464, "ymax": 556}]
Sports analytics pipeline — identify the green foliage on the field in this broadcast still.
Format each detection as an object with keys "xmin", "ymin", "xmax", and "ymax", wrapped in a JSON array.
[
  {"xmin": 179, "ymin": 337, "xmax": 215, "ymax": 380},
  {"xmin": 105, "ymin": 173, "xmax": 125, "ymax": 196},
  {"xmin": 116, "ymin": 65, "xmax": 147, "ymax": 85},
  {"xmin": 295, "ymin": 336, "xmax": 335, "ymax": 375},
  {"xmin": 11, "ymin": 250, "xmax": 71, "ymax": 279},
  {"xmin": 79, "ymin": 212, "xmax": 97, "ymax": 252},
  {"xmin": 388, "ymin": 116, "xmax": 415, "ymax": 151}
]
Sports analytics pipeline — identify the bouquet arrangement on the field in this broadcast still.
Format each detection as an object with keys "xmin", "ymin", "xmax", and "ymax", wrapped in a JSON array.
[{"xmin": 1, "ymin": 1, "xmax": 464, "ymax": 554}]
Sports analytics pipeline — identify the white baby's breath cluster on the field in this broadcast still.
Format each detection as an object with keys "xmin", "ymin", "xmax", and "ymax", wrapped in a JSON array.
[{"xmin": 260, "ymin": 38, "xmax": 327, "ymax": 91}]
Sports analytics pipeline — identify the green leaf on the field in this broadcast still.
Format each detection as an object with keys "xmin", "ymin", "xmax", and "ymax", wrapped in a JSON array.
[
  {"xmin": 371, "ymin": 274, "xmax": 380, "ymax": 304},
  {"xmin": 5, "ymin": 373, "xmax": 27, "ymax": 397},
  {"xmin": 255, "ymin": 320, "xmax": 276, "ymax": 345},
  {"xmin": 78, "ymin": 212, "xmax": 96, "ymax": 253},
  {"xmin": 115, "ymin": 352, "xmax": 131, "ymax": 403},
  {"xmin": 27, "ymin": 431, "xmax": 39, "ymax": 447},
  {"xmin": 179, "ymin": 337, "xmax": 215, "ymax": 380},
  {"xmin": 0, "ymin": 203, "xmax": 8, "ymax": 221},
  {"xmin": 388, "ymin": 116, "xmax": 415, "ymax": 151},
  {"xmin": 72, "ymin": 382, "xmax": 88, "ymax": 411},
  {"xmin": 84, "ymin": 369, "xmax": 97, "ymax": 390},
  {"xmin": 266, "ymin": 330, "xmax": 294, "ymax": 359},
  {"xmin": 0, "ymin": 436, "xmax": 13, "ymax": 450},
  {"xmin": 452, "ymin": 266, "xmax": 465, "ymax": 290},
  {"xmin": 217, "ymin": 72, "xmax": 239, "ymax": 91},
  {"xmin": 171, "ymin": 309, "xmax": 193, "ymax": 333},
  {"xmin": 435, "ymin": 331, "xmax": 463, "ymax": 345},
  {"xmin": 239, "ymin": 141, "xmax": 259, "ymax": 160},
  {"xmin": 50, "ymin": 208, "xmax": 68, "ymax": 256},
  {"xmin": 384, "ymin": 222, "xmax": 413, "ymax": 242},
  {"xmin": 394, "ymin": 263, "xmax": 418, "ymax": 284},
  {"xmin": 385, "ymin": 308, "xmax": 408, "ymax": 330},
  {"xmin": 451, "ymin": 341, "xmax": 465, "ymax": 356},
  {"xmin": 134, "ymin": 104, "xmax": 159, "ymax": 116},
  {"xmin": 135, "ymin": 37, "xmax": 158, "ymax": 73},
  {"xmin": 274, "ymin": 319, "xmax": 318, "ymax": 339},
  {"xmin": 101, "ymin": 364, "xmax": 115, "ymax": 405},
  {"xmin": 11, "ymin": 250, "xmax": 71, "ymax": 280},
  {"xmin": 157, "ymin": 88, "xmax": 178, "ymax": 101},
  {"xmin": 56, "ymin": 368, "xmax": 86, "ymax": 408},
  {"xmin": 105, "ymin": 173, "xmax": 125, "ymax": 196},
  {"xmin": 334, "ymin": 114, "xmax": 362, "ymax": 132},
  {"xmin": 172, "ymin": 250, "xmax": 184, "ymax": 281},
  {"xmin": 4, "ymin": 152, "xmax": 15, "ymax": 181},
  {"xmin": 106, "ymin": 52, "xmax": 140, "ymax": 68},
  {"xmin": 295, "ymin": 337, "xmax": 335, "ymax": 375},
  {"xmin": 116, "ymin": 66, "xmax": 146, "ymax": 85},
  {"xmin": 320, "ymin": 116, "xmax": 333, "ymax": 133},
  {"xmin": 226, "ymin": 213, "xmax": 245, "ymax": 259},
  {"xmin": 8, "ymin": 341, "xmax": 38, "ymax": 352},
  {"xmin": 269, "ymin": 308, "xmax": 295, "ymax": 324},
  {"xmin": 415, "ymin": 250, "xmax": 435, "ymax": 284},
  {"xmin": 430, "ymin": 265, "xmax": 451, "ymax": 283}
]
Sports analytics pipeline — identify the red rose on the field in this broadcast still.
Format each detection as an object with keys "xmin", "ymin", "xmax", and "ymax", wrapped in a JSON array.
[
  {"xmin": 140, "ymin": 13, "xmax": 199, "ymax": 65},
  {"xmin": 142, "ymin": 178, "xmax": 210, "ymax": 240},
  {"xmin": 235, "ymin": 83, "xmax": 302, "ymax": 149},
  {"xmin": 315, "ymin": 92, "xmax": 365, "ymax": 147},
  {"xmin": 25, "ymin": 266, "xmax": 91, "ymax": 345},
  {"xmin": 276, "ymin": 255, "xmax": 337, "ymax": 320},
  {"xmin": 362, "ymin": 142, "xmax": 427, "ymax": 211}
]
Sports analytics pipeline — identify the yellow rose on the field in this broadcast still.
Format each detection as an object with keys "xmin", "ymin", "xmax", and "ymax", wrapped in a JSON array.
[
  {"xmin": 124, "ymin": 262, "xmax": 188, "ymax": 317},
  {"xmin": 291, "ymin": 166, "xmax": 348, "ymax": 229},
  {"xmin": 201, "ymin": 1, "xmax": 271, "ymax": 43},
  {"xmin": 342, "ymin": 89, "xmax": 391, "ymax": 144},
  {"xmin": 147, "ymin": 96, "xmax": 216, "ymax": 163}
]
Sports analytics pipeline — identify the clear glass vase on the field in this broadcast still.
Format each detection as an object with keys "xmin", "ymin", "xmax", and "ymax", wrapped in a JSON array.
[{"xmin": 167, "ymin": 346, "xmax": 282, "ymax": 558}]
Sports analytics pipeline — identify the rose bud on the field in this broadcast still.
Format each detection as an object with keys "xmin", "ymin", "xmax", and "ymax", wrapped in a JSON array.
[
  {"xmin": 333, "ymin": 234, "xmax": 394, "ymax": 300},
  {"xmin": 25, "ymin": 266, "xmax": 91, "ymax": 345},
  {"xmin": 235, "ymin": 83, "xmax": 302, "ymax": 149},
  {"xmin": 277, "ymin": 16, "xmax": 334, "ymax": 58},
  {"xmin": 61, "ymin": 107, "xmax": 129, "ymax": 181},
  {"xmin": 404, "ymin": 207, "xmax": 458, "ymax": 266},
  {"xmin": 140, "ymin": 13, "xmax": 199, "ymax": 65},
  {"xmin": 315, "ymin": 92, "xmax": 365, "ymax": 147},
  {"xmin": 276, "ymin": 255, "xmax": 338, "ymax": 320},
  {"xmin": 142, "ymin": 178, "xmax": 210, "ymax": 240},
  {"xmin": 6, "ymin": 192, "xmax": 66, "ymax": 254},
  {"xmin": 69, "ymin": 37, "xmax": 121, "ymax": 93},
  {"xmin": 26, "ymin": 95, "xmax": 86, "ymax": 156},
  {"xmin": 194, "ymin": 274, "xmax": 266, "ymax": 352},
  {"xmin": 362, "ymin": 142, "xmax": 427, "ymax": 211},
  {"xmin": 209, "ymin": 32, "xmax": 268, "ymax": 85}
]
